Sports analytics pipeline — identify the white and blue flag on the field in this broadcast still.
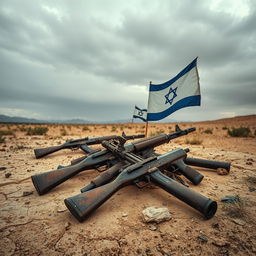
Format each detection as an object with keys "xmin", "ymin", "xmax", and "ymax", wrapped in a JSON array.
[
  {"xmin": 147, "ymin": 58, "xmax": 201, "ymax": 121},
  {"xmin": 133, "ymin": 105, "xmax": 147, "ymax": 122}
]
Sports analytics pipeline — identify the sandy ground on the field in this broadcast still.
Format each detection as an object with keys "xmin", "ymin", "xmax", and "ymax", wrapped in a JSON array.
[{"xmin": 0, "ymin": 115, "xmax": 256, "ymax": 256}]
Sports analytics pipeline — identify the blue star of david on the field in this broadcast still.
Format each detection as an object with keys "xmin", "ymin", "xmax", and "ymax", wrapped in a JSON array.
[{"xmin": 165, "ymin": 87, "xmax": 178, "ymax": 105}]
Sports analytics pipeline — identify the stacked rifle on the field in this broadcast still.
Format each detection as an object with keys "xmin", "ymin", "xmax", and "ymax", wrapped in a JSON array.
[{"xmin": 31, "ymin": 126, "xmax": 231, "ymax": 222}]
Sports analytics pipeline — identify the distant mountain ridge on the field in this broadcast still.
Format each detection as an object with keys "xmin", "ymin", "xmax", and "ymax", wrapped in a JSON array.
[
  {"xmin": 0, "ymin": 115, "xmax": 91, "ymax": 124},
  {"xmin": 0, "ymin": 114, "xmax": 179, "ymax": 124},
  {"xmin": 1, "ymin": 114, "xmax": 254, "ymax": 124}
]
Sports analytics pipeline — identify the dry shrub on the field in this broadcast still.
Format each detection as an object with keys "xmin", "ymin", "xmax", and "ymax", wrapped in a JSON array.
[
  {"xmin": 244, "ymin": 176, "xmax": 256, "ymax": 185},
  {"xmin": 185, "ymin": 137, "xmax": 203, "ymax": 145},
  {"xmin": 82, "ymin": 126, "xmax": 91, "ymax": 132},
  {"xmin": 60, "ymin": 128, "xmax": 68, "ymax": 136},
  {"xmin": 203, "ymin": 128, "xmax": 213, "ymax": 134},
  {"xmin": 0, "ymin": 136, "xmax": 5, "ymax": 143},
  {"xmin": 228, "ymin": 127, "xmax": 251, "ymax": 137},
  {"xmin": 26, "ymin": 127, "xmax": 48, "ymax": 135},
  {"xmin": 222, "ymin": 196, "xmax": 247, "ymax": 218},
  {"xmin": 150, "ymin": 129, "xmax": 165, "ymax": 136},
  {"xmin": 0, "ymin": 130, "xmax": 14, "ymax": 136}
]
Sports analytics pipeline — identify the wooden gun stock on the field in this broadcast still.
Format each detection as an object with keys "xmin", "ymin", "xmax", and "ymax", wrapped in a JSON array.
[
  {"xmin": 31, "ymin": 151, "xmax": 112, "ymax": 195},
  {"xmin": 31, "ymin": 164, "xmax": 83, "ymax": 195},
  {"xmin": 34, "ymin": 145, "xmax": 64, "ymax": 158},
  {"xmin": 65, "ymin": 180, "xmax": 122, "ymax": 222}
]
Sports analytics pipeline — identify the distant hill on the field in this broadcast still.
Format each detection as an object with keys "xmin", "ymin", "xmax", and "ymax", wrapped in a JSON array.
[
  {"xmin": 0, "ymin": 114, "xmax": 254, "ymax": 124},
  {"xmin": 0, "ymin": 115, "xmax": 91, "ymax": 124}
]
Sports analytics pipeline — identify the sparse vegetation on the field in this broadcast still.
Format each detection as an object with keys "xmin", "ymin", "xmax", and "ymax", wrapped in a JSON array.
[
  {"xmin": 60, "ymin": 128, "xmax": 68, "ymax": 136},
  {"xmin": 26, "ymin": 127, "xmax": 48, "ymax": 135},
  {"xmin": 111, "ymin": 126, "xmax": 117, "ymax": 132},
  {"xmin": 82, "ymin": 126, "xmax": 92, "ymax": 132},
  {"xmin": 228, "ymin": 127, "xmax": 251, "ymax": 137},
  {"xmin": 150, "ymin": 129, "xmax": 165, "ymax": 136},
  {"xmin": 222, "ymin": 126, "xmax": 228, "ymax": 130},
  {"xmin": 203, "ymin": 128, "xmax": 213, "ymax": 134},
  {"xmin": 0, "ymin": 130, "xmax": 14, "ymax": 136},
  {"xmin": 222, "ymin": 195, "xmax": 246, "ymax": 218},
  {"xmin": 244, "ymin": 176, "xmax": 256, "ymax": 185},
  {"xmin": 185, "ymin": 137, "xmax": 203, "ymax": 145},
  {"xmin": 0, "ymin": 136, "xmax": 5, "ymax": 143}
]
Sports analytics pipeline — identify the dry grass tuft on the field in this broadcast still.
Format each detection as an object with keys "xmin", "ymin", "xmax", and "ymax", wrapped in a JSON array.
[
  {"xmin": 185, "ymin": 137, "xmax": 203, "ymax": 145},
  {"xmin": 222, "ymin": 196, "xmax": 247, "ymax": 218}
]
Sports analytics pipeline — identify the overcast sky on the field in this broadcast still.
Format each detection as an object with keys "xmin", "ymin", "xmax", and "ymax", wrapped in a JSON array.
[{"xmin": 0, "ymin": 0, "xmax": 255, "ymax": 122}]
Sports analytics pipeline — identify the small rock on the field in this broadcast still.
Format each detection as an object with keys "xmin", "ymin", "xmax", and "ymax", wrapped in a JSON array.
[
  {"xmin": 65, "ymin": 222, "xmax": 71, "ymax": 230},
  {"xmin": 5, "ymin": 173, "xmax": 12, "ymax": 178},
  {"xmin": 142, "ymin": 206, "xmax": 171, "ymax": 223},
  {"xmin": 148, "ymin": 225, "xmax": 157, "ymax": 231},
  {"xmin": 212, "ymin": 223, "xmax": 220, "ymax": 230},
  {"xmin": 22, "ymin": 191, "xmax": 33, "ymax": 197},
  {"xmin": 246, "ymin": 161, "xmax": 253, "ymax": 165},
  {"xmin": 198, "ymin": 234, "xmax": 208, "ymax": 243},
  {"xmin": 122, "ymin": 213, "xmax": 128, "ymax": 217},
  {"xmin": 248, "ymin": 187, "xmax": 256, "ymax": 192},
  {"xmin": 212, "ymin": 185, "xmax": 218, "ymax": 190},
  {"xmin": 232, "ymin": 218, "xmax": 246, "ymax": 226},
  {"xmin": 57, "ymin": 206, "xmax": 67, "ymax": 213},
  {"xmin": 221, "ymin": 195, "xmax": 240, "ymax": 203},
  {"xmin": 0, "ymin": 167, "xmax": 7, "ymax": 171},
  {"xmin": 217, "ymin": 168, "xmax": 229, "ymax": 175}
]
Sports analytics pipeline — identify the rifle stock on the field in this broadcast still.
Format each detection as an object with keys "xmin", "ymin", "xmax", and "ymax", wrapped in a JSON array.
[
  {"xmin": 31, "ymin": 151, "xmax": 113, "ymax": 195},
  {"xmin": 65, "ymin": 180, "xmax": 122, "ymax": 222},
  {"xmin": 34, "ymin": 145, "xmax": 65, "ymax": 159}
]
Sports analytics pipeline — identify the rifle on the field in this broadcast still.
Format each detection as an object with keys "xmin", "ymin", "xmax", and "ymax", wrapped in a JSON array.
[
  {"xmin": 31, "ymin": 125, "xmax": 195, "ymax": 195},
  {"xmin": 80, "ymin": 138, "xmax": 204, "ymax": 193},
  {"xmin": 64, "ymin": 147, "xmax": 217, "ymax": 222},
  {"xmin": 34, "ymin": 133, "xmax": 145, "ymax": 158}
]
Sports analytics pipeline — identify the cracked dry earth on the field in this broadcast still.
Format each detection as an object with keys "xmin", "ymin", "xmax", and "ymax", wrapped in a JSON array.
[{"xmin": 0, "ymin": 116, "xmax": 256, "ymax": 256}]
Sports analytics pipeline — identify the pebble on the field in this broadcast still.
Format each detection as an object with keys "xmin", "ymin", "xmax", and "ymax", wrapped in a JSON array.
[
  {"xmin": 122, "ymin": 213, "xmax": 128, "ymax": 217},
  {"xmin": 142, "ymin": 206, "xmax": 171, "ymax": 223},
  {"xmin": 232, "ymin": 218, "xmax": 246, "ymax": 226},
  {"xmin": 22, "ymin": 191, "xmax": 33, "ymax": 197},
  {"xmin": 217, "ymin": 168, "xmax": 229, "ymax": 175},
  {"xmin": 5, "ymin": 173, "xmax": 12, "ymax": 178},
  {"xmin": 148, "ymin": 225, "xmax": 157, "ymax": 231},
  {"xmin": 0, "ymin": 167, "xmax": 7, "ymax": 171},
  {"xmin": 221, "ymin": 195, "xmax": 240, "ymax": 203},
  {"xmin": 65, "ymin": 222, "xmax": 71, "ymax": 230},
  {"xmin": 198, "ymin": 234, "xmax": 208, "ymax": 243}
]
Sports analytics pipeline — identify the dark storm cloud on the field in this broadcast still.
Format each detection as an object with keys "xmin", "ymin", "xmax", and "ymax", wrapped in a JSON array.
[{"xmin": 0, "ymin": 0, "xmax": 255, "ymax": 121}]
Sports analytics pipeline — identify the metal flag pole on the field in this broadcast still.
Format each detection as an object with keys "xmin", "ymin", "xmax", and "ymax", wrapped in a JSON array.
[{"xmin": 145, "ymin": 81, "xmax": 152, "ymax": 137}]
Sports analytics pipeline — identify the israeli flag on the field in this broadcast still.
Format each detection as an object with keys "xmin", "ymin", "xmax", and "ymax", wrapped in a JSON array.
[
  {"xmin": 133, "ymin": 105, "xmax": 147, "ymax": 122},
  {"xmin": 147, "ymin": 58, "xmax": 201, "ymax": 121}
]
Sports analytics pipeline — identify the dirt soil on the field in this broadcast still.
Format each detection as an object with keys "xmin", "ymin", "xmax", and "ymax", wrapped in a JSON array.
[{"xmin": 0, "ymin": 115, "xmax": 256, "ymax": 256}]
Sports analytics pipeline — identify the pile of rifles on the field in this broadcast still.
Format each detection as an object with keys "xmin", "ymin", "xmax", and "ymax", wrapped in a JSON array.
[{"xmin": 31, "ymin": 125, "xmax": 231, "ymax": 222}]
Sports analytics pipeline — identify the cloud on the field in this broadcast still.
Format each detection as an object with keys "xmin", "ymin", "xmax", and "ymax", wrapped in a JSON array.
[{"xmin": 0, "ymin": 0, "xmax": 255, "ymax": 122}]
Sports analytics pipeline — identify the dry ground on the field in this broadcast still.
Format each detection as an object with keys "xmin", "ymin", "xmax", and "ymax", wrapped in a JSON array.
[{"xmin": 0, "ymin": 115, "xmax": 256, "ymax": 256}]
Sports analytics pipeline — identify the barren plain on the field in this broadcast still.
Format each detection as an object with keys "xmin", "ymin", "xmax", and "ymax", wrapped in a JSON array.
[{"xmin": 0, "ymin": 115, "xmax": 255, "ymax": 256}]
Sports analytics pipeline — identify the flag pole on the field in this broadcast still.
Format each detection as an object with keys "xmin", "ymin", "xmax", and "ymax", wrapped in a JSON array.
[
  {"xmin": 145, "ymin": 81, "xmax": 152, "ymax": 137},
  {"xmin": 145, "ymin": 121, "xmax": 149, "ymax": 137}
]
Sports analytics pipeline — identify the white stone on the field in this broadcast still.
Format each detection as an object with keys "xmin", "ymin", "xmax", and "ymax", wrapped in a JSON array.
[{"xmin": 142, "ymin": 206, "xmax": 171, "ymax": 223}]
